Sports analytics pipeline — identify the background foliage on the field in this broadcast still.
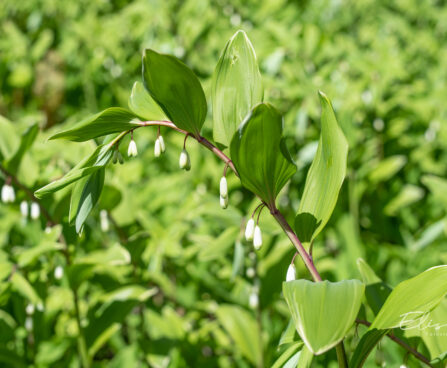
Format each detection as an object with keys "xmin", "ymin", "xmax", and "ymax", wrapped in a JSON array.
[{"xmin": 1, "ymin": 0, "xmax": 447, "ymax": 366}]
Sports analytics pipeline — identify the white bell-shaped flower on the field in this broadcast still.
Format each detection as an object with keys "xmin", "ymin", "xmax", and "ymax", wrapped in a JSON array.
[
  {"xmin": 245, "ymin": 218, "xmax": 255, "ymax": 241},
  {"xmin": 100, "ymin": 210, "xmax": 109, "ymax": 232},
  {"xmin": 127, "ymin": 139, "xmax": 138, "ymax": 157},
  {"xmin": 220, "ymin": 195, "xmax": 228, "ymax": 209},
  {"xmin": 154, "ymin": 138, "xmax": 161, "ymax": 157},
  {"xmin": 1, "ymin": 184, "xmax": 15, "ymax": 203},
  {"xmin": 20, "ymin": 201, "xmax": 29, "ymax": 217},
  {"xmin": 286, "ymin": 264, "xmax": 296, "ymax": 282},
  {"xmin": 179, "ymin": 149, "xmax": 191, "ymax": 171},
  {"xmin": 220, "ymin": 176, "xmax": 228, "ymax": 198},
  {"xmin": 30, "ymin": 202, "xmax": 40, "ymax": 220},
  {"xmin": 26, "ymin": 304, "xmax": 35, "ymax": 315},
  {"xmin": 253, "ymin": 225, "xmax": 262, "ymax": 250},
  {"xmin": 158, "ymin": 135, "xmax": 166, "ymax": 153},
  {"xmin": 54, "ymin": 265, "xmax": 64, "ymax": 280},
  {"xmin": 249, "ymin": 292, "xmax": 259, "ymax": 309}
]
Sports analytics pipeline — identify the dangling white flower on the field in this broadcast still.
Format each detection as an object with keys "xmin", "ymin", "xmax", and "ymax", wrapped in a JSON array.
[
  {"xmin": 25, "ymin": 316, "xmax": 33, "ymax": 331},
  {"xmin": 54, "ymin": 266, "xmax": 64, "ymax": 280},
  {"xmin": 127, "ymin": 139, "xmax": 138, "ymax": 157},
  {"xmin": 249, "ymin": 292, "xmax": 259, "ymax": 309},
  {"xmin": 220, "ymin": 195, "xmax": 228, "ymax": 209},
  {"xmin": 158, "ymin": 135, "xmax": 166, "ymax": 153},
  {"xmin": 20, "ymin": 201, "xmax": 29, "ymax": 217},
  {"xmin": 246, "ymin": 267, "xmax": 255, "ymax": 278},
  {"xmin": 26, "ymin": 304, "xmax": 35, "ymax": 315},
  {"xmin": 36, "ymin": 302, "xmax": 44, "ymax": 312},
  {"xmin": 179, "ymin": 149, "xmax": 191, "ymax": 171},
  {"xmin": 245, "ymin": 218, "xmax": 255, "ymax": 241},
  {"xmin": 253, "ymin": 225, "xmax": 262, "ymax": 250},
  {"xmin": 154, "ymin": 138, "xmax": 161, "ymax": 157},
  {"xmin": 30, "ymin": 202, "xmax": 40, "ymax": 220},
  {"xmin": 1, "ymin": 184, "xmax": 15, "ymax": 203},
  {"xmin": 100, "ymin": 210, "xmax": 109, "ymax": 232},
  {"xmin": 220, "ymin": 177, "xmax": 228, "ymax": 198},
  {"xmin": 286, "ymin": 264, "xmax": 296, "ymax": 282}
]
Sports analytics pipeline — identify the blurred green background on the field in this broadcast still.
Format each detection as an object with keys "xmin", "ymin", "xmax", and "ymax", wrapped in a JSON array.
[{"xmin": 1, "ymin": 0, "xmax": 447, "ymax": 366}]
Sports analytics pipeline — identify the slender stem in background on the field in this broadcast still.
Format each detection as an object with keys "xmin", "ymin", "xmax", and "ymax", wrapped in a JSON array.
[
  {"xmin": 0, "ymin": 164, "xmax": 91, "ymax": 368},
  {"xmin": 356, "ymin": 319, "xmax": 433, "ymax": 367}
]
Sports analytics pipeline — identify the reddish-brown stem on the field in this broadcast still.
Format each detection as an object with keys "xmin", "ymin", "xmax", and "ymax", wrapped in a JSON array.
[{"xmin": 356, "ymin": 319, "xmax": 432, "ymax": 367}]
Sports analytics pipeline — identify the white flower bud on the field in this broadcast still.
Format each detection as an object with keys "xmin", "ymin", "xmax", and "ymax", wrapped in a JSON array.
[
  {"xmin": 220, "ymin": 195, "xmax": 228, "ymax": 209},
  {"xmin": 253, "ymin": 225, "xmax": 262, "ymax": 250},
  {"xmin": 1, "ymin": 185, "xmax": 9, "ymax": 203},
  {"xmin": 25, "ymin": 316, "xmax": 33, "ymax": 331},
  {"xmin": 179, "ymin": 149, "xmax": 191, "ymax": 171},
  {"xmin": 246, "ymin": 267, "xmax": 255, "ymax": 278},
  {"xmin": 100, "ymin": 210, "xmax": 109, "ymax": 232},
  {"xmin": 286, "ymin": 264, "xmax": 296, "ymax": 282},
  {"xmin": 154, "ymin": 138, "xmax": 161, "ymax": 157},
  {"xmin": 245, "ymin": 218, "xmax": 255, "ymax": 241},
  {"xmin": 20, "ymin": 201, "xmax": 29, "ymax": 217},
  {"xmin": 127, "ymin": 139, "xmax": 138, "ymax": 157},
  {"xmin": 249, "ymin": 292, "xmax": 259, "ymax": 309},
  {"xmin": 220, "ymin": 176, "xmax": 228, "ymax": 198},
  {"xmin": 31, "ymin": 202, "xmax": 40, "ymax": 220},
  {"xmin": 158, "ymin": 135, "xmax": 166, "ymax": 153},
  {"xmin": 26, "ymin": 304, "xmax": 35, "ymax": 315},
  {"xmin": 54, "ymin": 266, "xmax": 64, "ymax": 280}
]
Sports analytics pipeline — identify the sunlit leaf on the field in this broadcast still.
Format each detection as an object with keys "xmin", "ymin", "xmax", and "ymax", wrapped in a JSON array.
[
  {"xmin": 283, "ymin": 279, "xmax": 364, "ymax": 355},
  {"xmin": 295, "ymin": 92, "xmax": 348, "ymax": 244},
  {"xmin": 128, "ymin": 81, "xmax": 168, "ymax": 121},
  {"xmin": 212, "ymin": 30, "xmax": 263, "ymax": 148}
]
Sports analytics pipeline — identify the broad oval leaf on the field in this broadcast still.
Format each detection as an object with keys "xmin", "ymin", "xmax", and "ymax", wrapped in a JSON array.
[
  {"xmin": 294, "ymin": 92, "xmax": 348, "ymax": 244},
  {"xmin": 283, "ymin": 279, "xmax": 364, "ymax": 355},
  {"xmin": 128, "ymin": 81, "xmax": 168, "ymax": 121},
  {"xmin": 370, "ymin": 265, "xmax": 447, "ymax": 330},
  {"xmin": 229, "ymin": 103, "xmax": 296, "ymax": 207},
  {"xmin": 49, "ymin": 108, "xmax": 140, "ymax": 142},
  {"xmin": 142, "ymin": 49, "xmax": 207, "ymax": 137},
  {"xmin": 212, "ymin": 30, "xmax": 263, "ymax": 148}
]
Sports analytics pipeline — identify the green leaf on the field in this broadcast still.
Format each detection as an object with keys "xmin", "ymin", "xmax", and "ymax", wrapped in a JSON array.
[
  {"xmin": 422, "ymin": 175, "xmax": 447, "ymax": 208},
  {"xmin": 272, "ymin": 342, "xmax": 303, "ymax": 368},
  {"xmin": 216, "ymin": 304, "xmax": 262, "ymax": 366},
  {"xmin": 212, "ymin": 30, "xmax": 263, "ymax": 148},
  {"xmin": 4, "ymin": 123, "xmax": 39, "ymax": 175},
  {"xmin": 383, "ymin": 184, "xmax": 424, "ymax": 216},
  {"xmin": 283, "ymin": 279, "xmax": 364, "ymax": 355},
  {"xmin": 369, "ymin": 155, "xmax": 406, "ymax": 183},
  {"xmin": 142, "ymin": 49, "xmax": 207, "ymax": 137},
  {"xmin": 73, "ymin": 168, "xmax": 105, "ymax": 233},
  {"xmin": 0, "ymin": 116, "xmax": 19, "ymax": 161},
  {"xmin": 349, "ymin": 329, "xmax": 388, "ymax": 368},
  {"xmin": 17, "ymin": 242, "xmax": 63, "ymax": 268},
  {"xmin": 35, "ymin": 142, "xmax": 113, "ymax": 198},
  {"xmin": 229, "ymin": 103, "xmax": 296, "ymax": 207},
  {"xmin": 279, "ymin": 319, "xmax": 297, "ymax": 346},
  {"xmin": 10, "ymin": 272, "xmax": 42, "ymax": 305},
  {"xmin": 128, "ymin": 81, "xmax": 168, "ymax": 121},
  {"xmin": 49, "ymin": 108, "xmax": 139, "ymax": 142},
  {"xmin": 294, "ymin": 92, "xmax": 348, "ymax": 244},
  {"xmin": 370, "ymin": 265, "xmax": 447, "ymax": 329}
]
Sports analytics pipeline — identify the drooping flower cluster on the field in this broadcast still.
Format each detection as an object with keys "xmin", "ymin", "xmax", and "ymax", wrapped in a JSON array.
[
  {"xmin": 154, "ymin": 135, "xmax": 166, "ymax": 157},
  {"xmin": 219, "ymin": 176, "xmax": 228, "ymax": 209},
  {"xmin": 1, "ymin": 184, "xmax": 15, "ymax": 203},
  {"xmin": 245, "ymin": 217, "xmax": 262, "ymax": 250}
]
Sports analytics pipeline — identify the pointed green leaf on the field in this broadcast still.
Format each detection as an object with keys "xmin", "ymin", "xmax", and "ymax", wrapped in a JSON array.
[
  {"xmin": 294, "ymin": 92, "xmax": 348, "ymax": 244},
  {"xmin": 216, "ymin": 304, "xmax": 262, "ymax": 367},
  {"xmin": 10, "ymin": 272, "xmax": 42, "ymax": 305},
  {"xmin": 371, "ymin": 265, "xmax": 447, "ymax": 330},
  {"xmin": 49, "ymin": 108, "xmax": 139, "ymax": 142},
  {"xmin": 74, "ymin": 168, "xmax": 105, "ymax": 233},
  {"xmin": 279, "ymin": 319, "xmax": 297, "ymax": 346},
  {"xmin": 4, "ymin": 123, "xmax": 39, "ymax": 175},
  {"xmin": 229, "ymin": 103, "xmax": 296, "ymax": 207},
  {"xmin": 272, "ymin": 343, "xmax": 303, "ymax": 368},
  {"xmin": 35, "ymin": 142, "xmax": 113, "ymax": 198},
  {"xmin": 212, "ymin": 30, "xmax": 263, "ymax": 148},
  {"xmin": 349, "ymin": 329, "xmax": 388, "ymax": 368},
  {"xmin": 128, "ymin": 81, "xmax": 168, "ymax": 121},
  {"xmin": 142, "ymin": 49, "xmax": 207, "ymax": 137},
  {"xmin": 283, "ymin": 279, "xmax": 364, "ymax": 355}
]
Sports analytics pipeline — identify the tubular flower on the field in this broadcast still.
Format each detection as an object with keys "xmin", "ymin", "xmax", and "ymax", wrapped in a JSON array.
[
  {"xmin": 179, "ymin": 149, "xmax": 191, "ymax": 171},
  {"xmin": 245, "ymin": 218, "xmax": 255, "ymax": 241},
  {"xmin": 220, "ymin": 176, "xmax": 228, "ymax": 198},
  {"xmin": 20, "ymin": 201, "xmax": 29, "ymax": 217},
  {"xmin": 1, "ymin": 184, "xmax": 15, "ymax": 203},
  {"xmin": 154, "ymin": 138, "xmax": 161, "ymax": 157},
  {"xmin": 220, "ymin": 195, "xmax": 228, "ymax": 209},
  {"xmin": 127, "ymin": 139, "xmax": 138, "ymax": 157},
  {"xmin": 286, "ymin": 264, "xmax": 296, "ymax": 281},
  {"xmin": 30, "ymin": 202, "xmax": 40, "ymax": 220},
  {"xmin": 158, "ymin": 135, "xmax": 166, "ymax": 153},
  {"xmin": 253, "ymin": 225, "xmax": 262, "ymax": 250}
]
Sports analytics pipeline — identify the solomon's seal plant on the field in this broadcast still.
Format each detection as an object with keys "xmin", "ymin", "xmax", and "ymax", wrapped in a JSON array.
[{"xmin": 32, "ymin": 30, "xmax": 447, "ymax": 367}]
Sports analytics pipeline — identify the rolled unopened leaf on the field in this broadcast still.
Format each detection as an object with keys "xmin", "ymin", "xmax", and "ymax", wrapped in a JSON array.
[{"xmin": 245, "ymin": 218, "xmax": 255, "ymax": 241}]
